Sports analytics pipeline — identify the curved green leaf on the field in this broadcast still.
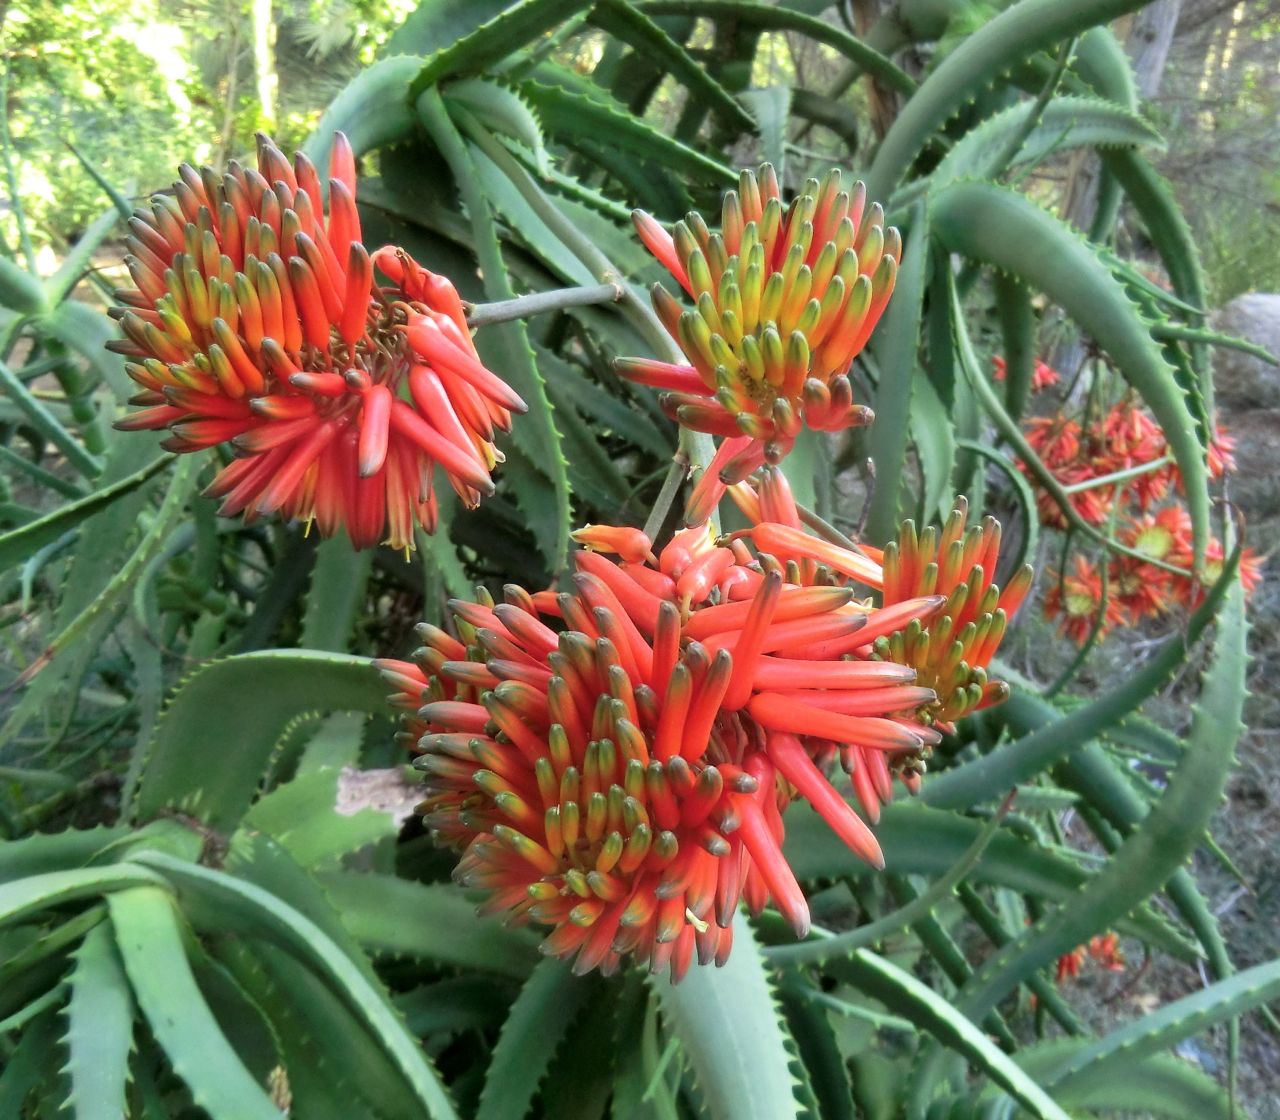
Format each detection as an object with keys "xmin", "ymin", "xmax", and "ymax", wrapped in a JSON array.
[
  {"xmin": 62, "ymin": 923, "xmax": 135, "ymax": 1120},
  {"xmin": 931, "ymin": 179, "xmax": 1210, "ymax": 567},
  {"xmin": 476, "ymin": 957, "xmax": 596, "ymax": 1120},
  {"xmin": 521, "ymin": 72, "xmax": 736, "ymax": 186},
  {"xmin": 303, "ymin": 55, "xmax": 423, "ymax": 172},
  {"xmin": 958, "ymin": 573, "xmax": 1247, "ymax": 1022},
  {"xmin": 655, "ymin": 912, "xmax": 801, "ymax": 1120},
  {"xmin": 316, "ymin": 871, "xmax": 541, "ymax": 978},
  {"xmin": 592, "ymin": 0, "xmax": 753, "ymax": 132},
  {"xmin": 109, "ymin": 886, "xmax": 282, "ymax": 1119},
  {"xmin": 0, "ymin": 865, "xmax": 166, "ymax": 927},
  {"xmin": 410, "ymin": 0, "xmax": 592, "ymax": 96},
  {"xmin": 130, "ymin": 851, "xmax": 461, "ymax": 1120},
  {"xmin": 928, "ymin": 95, "xmax": 1162, "ymax": 194},
  {"xmin": 639, "ymin": 0, "xmax": 915, "ymax": 95},
  {"xmin": 1050, "ymin": 957, "xmax": 1280, "ymax": 1091},
  {"xmin": 868, "ymin": 0, "xmax": 1152, "ymax": 196},
  {"xmin": 134, "ymin": 652, "xmax": 388, "ymax": 830},
  {"xmin": 783, "ymin": 802, "xmax": 1195, "ymax": 958},
  {"xmin": 865, "ymin": 206, "xmax": 929, "ymax": 544},
  {"xmin": 838, "ymin": 949, "xmax": 1071, "ymax": 1120},
  {"xmin": 418, "ymin": 89, "xmax": 572, "ymax": 573}
]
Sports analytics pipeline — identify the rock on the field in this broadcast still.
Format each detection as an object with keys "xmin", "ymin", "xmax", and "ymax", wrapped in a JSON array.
[
  {"xmin": 1212, "ymin": 293, "xmax": 1280, "ymax": 407},
  {"xmin": 1223, "ymin": 408, "xmax": 1280, "ymax": 530}
]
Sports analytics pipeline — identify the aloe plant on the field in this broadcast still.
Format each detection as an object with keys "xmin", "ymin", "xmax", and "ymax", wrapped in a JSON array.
[{"xmin": 1, "ymin": 1, "xmax": 1272, "ymax": 1117}]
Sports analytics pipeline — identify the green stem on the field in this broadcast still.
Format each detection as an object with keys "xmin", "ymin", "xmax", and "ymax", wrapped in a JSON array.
[
  {"xmin": 1045, "ymin": 496, "xmax": 1121, "ymax": 698},
  {"xmin": 989, "ymin": 35, "xmax": 1077, "ymax": 181},
  {"xmin": 1060, "ymin": 454, "xmax": 1172, "ymax": 495},
  {"xmin": 466, "ymin": 283, "xmax": 622, "ymax": 327},
  {"xmin": 766, "ymin": 797, "xmax": 1011, "ymax": 968},
  {"xmin": 642, "ymin": 452, "xmax": 690, "ymax": 542},
  {"xmin": 451, "ymin": 107, "xmax": 682, "ymax": 365}
]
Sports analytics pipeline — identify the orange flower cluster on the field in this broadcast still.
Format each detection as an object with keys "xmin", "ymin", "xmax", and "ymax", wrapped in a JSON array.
[
  {"xmin": 1056, "ymin": 932, "xmax": 1125, "ymax": 984},
  {"xmin": 617, "ymin": 166, "xmax": 898, "ymax": 523},
  {"xmin": 1026, "ymin": 399, "xmax": 1259, "ymax": 642},
  {"xmin": 992, "ymin": 354, "xmax": 1060, "ymax": 393},
  {"xmin": 379, "ymin": 490, "xmax": 1022, "ymax": 980},
  {"xmin": 111, "ymin": 134, "xmax": 524, "ymax": 549}
]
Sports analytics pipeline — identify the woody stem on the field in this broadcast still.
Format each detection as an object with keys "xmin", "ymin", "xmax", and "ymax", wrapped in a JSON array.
[{"xmin": 466, "ymin": 284, "xmax": 622, "ymax": 327}]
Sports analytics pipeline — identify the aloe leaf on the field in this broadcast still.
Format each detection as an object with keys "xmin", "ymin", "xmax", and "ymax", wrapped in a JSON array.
[
  {"xmin": 520, "ymin": 74, "xmax": 736, "ymax": 186},
  {"xmin": 778, "ymin": 983, "xmax": 856, "ymax": 1120},
  {"xmin": 592, "ymin": 0, "xmax": 753, "ymax": 132},
  {"xmin": 445, "ymin": 78, "xmax": 550, "ymax": 174},
  {"xmin": 654, "ymin": 912, "xmax": 801, "ymax": 1120},
  {"xmin": 782, "ymin": 802, "xmax": 1194, "ymax": 957},
  {"xmin": 474, "ymin": 957, "xmax": 596, "ymax": 1120},
  {"xmin": 1014, "ymin": 1040, "xmax": 1235, "ymax": 1118},
  {"xmin": 955, "ymin": 440, "xmax": 1039, "ymax": 572},
  {"xmin": 0, "ymin": 255, "xmax": 46, "ymax": 314},
  {"xmin": 991, "ymin": 272, "xmax": 1035, "ymax": 422},
  {"xmin": 130, "ymin": 851, "xmax": 461, "ymax": 1120},
  {"xmin": 0, "ymin": 355, "xmax": 102, "ymax": 479},
  {"xmin": 315, "ymin": 871, "xmax": 541, "ymax": 978},
  {"xmin": 868, "ymin": 0, "xmax": 1153, "ymax": 196},
  {"xmin": 409, "ymin": 0, "xmax": 592, "ymax": 96},
  {"xmin": 1103, "ymin": 148, "xmax": 1213, "ymax": 415},
  {"xmin": 865, "ymin": 206, "xmax": 928, "ymax": 543},
  {"xmin": 384, "ymin": 0, "xmax": 512, "ymax": 55},
  {"xmin": 639, "ymin": 0, "xmax": 914, "ymax": 94},
  {"xmin": 0, "ymin": 1007, "xmax": 59, "ymax": 1112},
  {"xmin": 0, "ymin": 454, "xmax": 168, "ymax": 572},
  {"xmin": 839, "ymin": 949, "xmax": 1071, "ymax": 1120},
  {"xmin": 0, "ymin": 827, "xmax": 130, "ymax": 884},
  {"xmin": 926, "ymin": 95, "xmax": 1162, "ymax": 193},
  {"xmin": 738, "ymin": 87, "xmax": 792, "ymax": 180},
  {"xmin": 931, "ymin": 179, "xmax": 1210, "ymax": 565},
  {"xmin": 466, "ymin": 145, "xmax": 595, "ymax": 286},
  {"xmin": 770, "ymin": 804, "xmax": 1005, "ymax": 968},
  {"xmin": 134, "ymin": 651, "xmax": 389, "ymax": 830},
  {"xmin": 237, "ymin": 768, "xmax": 400, "ymax": 870},
  {"xmin": 910, "ymin": 369, "xmax": 956, "ymax": 522},
  {"xmin": 0, "ymin": 865, "xmax": 165, "ymax": 927},
  {"xmin": 417, "ymin": 89, "xmax": 571, "ymax": 573},
  {"xmin": 299, "ymin": 536, "xmax": 373, "ymax": 652},
  {"xmin": 60, "ymin": 922, "xmax": 133, "ymax": 1120},
  {"xmin": 1046, "ymin": 957, "xmax": 1280, "ymax": 1092},
  {"xmin": 958, "ymin": 574, "xmax": 1247, "ymax": 1025},
  {"xmin": 41, "ymin": 299, "xmax": 132, "ymax": 402},
  {"xmin": 303, "ymin": 55, "xmax": 423, "ymax": 172},
  {"xmin": 45, "ymin": 203, "xmax": 124, "ymax": 307},
  {"xmin": 108, "ymin": 886, "xmax": 282, "ymax": 1119}
]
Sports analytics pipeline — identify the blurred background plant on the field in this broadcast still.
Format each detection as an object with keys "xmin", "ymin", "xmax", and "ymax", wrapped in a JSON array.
[{"xmin": 2, "ymin": 1, "xmax": 1279, "ymax": 1118}]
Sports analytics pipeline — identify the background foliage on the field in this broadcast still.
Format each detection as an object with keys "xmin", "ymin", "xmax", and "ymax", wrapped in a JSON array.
[{"xmin": 1, "ymin": 1, "xmax": 1278, "ymax": 1117}]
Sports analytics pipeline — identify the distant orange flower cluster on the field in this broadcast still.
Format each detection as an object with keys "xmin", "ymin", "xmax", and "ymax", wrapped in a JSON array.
[
  {"xmin": 992, "ymin": 354, "xmax": 1060, "ymax": 393},
  {"xmin": 1056, "ymin": 931, "xmax": 1126, "ymax": 984},
  {"xmin": 995, "ymin": 353, "xmax": 1260, "ymax": 642}
]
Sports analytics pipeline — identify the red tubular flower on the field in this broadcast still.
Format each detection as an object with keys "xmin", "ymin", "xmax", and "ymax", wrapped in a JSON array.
[
  {"xmin": 379, "ymin": 509, "xmax": 953, "ymax": 978},
  {"xmin": 110, "ymin": 133, "xmax": 525, "ymax": 549},
  {"xmin": 617, "ymin": 166, "xmax": 898, "ymax": 521}
]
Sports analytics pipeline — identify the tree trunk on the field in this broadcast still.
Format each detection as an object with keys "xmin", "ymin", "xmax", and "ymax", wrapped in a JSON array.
[
  {"xmin": 1128, "ymin": 0, "xmax": 1186, "ymax": 98},
  {"xmin": 1051, "ymin": 1, "xmax": 1185, "ymax": 380}
]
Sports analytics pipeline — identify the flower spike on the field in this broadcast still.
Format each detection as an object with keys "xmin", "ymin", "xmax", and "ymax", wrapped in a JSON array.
[{"xmin": 111, "ymin": 134, "xmax": 525, "ymax": 550}]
